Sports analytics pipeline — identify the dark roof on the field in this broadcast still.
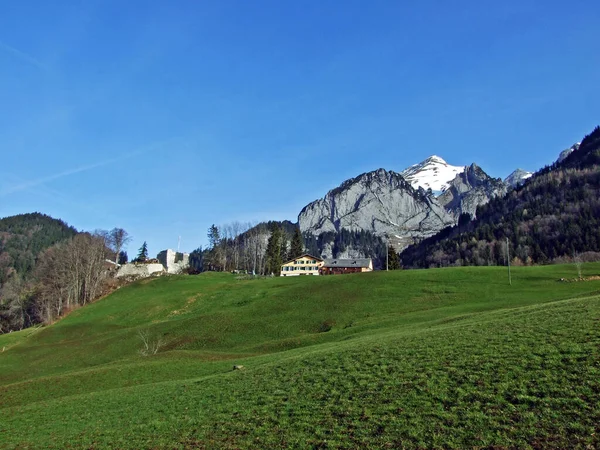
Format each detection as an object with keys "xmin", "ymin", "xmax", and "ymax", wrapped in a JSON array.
[
  {"xmin": 323, "ymin": 258, "xmax": 372, "ymax": 268},
  {"xmin": 282, "ymin": 254, "xmax": 324, "ymax": 265}
]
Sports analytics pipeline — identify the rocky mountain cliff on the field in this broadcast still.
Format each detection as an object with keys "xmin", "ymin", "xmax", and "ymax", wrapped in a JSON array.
[
  {"xmin": 298, "ymin": 168, "xmax": 455, "ymax": 248},
  {"xmin": 504, "ymin": 169, "xmax": 533, "ymax": 188},
  {"xmin": 438, "ymin": 163, "xmax": 508, "ymax": 219},
  {"xmin": 557, "ymin": 143, "xmax": 580, "ymax": 163},
  {"xmin": 296, "ymin": 137, "xmax": 588, "ymax": 261}
]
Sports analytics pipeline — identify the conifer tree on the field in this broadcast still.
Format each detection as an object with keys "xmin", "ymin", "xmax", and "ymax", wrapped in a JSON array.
[
  {"xmin": 290, "ymin": 227, "xmax": 304, "ymax": 259},
  {"xmin": 388, "ymin": 245, "xmax": 400, "ymax": 270},
  {"xmin": 206, "ymin": 224, "xmax": 224, "ymax": 271},
  {"xmin": 265, "ymin": 224, "xmax": 283, "ymax": 275},
  {"xmin": 136, "ymin": 241, "xmax": 149, "ymax": 262}
]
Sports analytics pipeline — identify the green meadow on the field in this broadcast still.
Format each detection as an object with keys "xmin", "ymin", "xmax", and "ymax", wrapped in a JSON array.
[{"xmin": 1, "ymin": 264, "xmax": 599, "ymax": 449}]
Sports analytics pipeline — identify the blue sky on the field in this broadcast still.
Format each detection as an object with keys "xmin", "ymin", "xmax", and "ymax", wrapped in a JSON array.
[{"xmin": 1, "ymin": 1, "xmax": 599, "ymax": 256}]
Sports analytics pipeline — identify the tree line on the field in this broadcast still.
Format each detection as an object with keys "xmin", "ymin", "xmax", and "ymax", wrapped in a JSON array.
[
  {"xmin": 188, "ymin": 221, "xmax": 305, "ymax": 275},
  {"xmin": 0, "ymin": 226, "xmax": 130, "ymax": 333}
]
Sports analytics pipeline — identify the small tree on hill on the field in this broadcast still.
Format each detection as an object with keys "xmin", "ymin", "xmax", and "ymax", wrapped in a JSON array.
[{"xmin": 136, "ymin": 241, "xmax": 148, "ymax": 263}]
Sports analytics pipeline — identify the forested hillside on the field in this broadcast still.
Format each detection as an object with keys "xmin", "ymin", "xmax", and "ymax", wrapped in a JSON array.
[
  {"xmin": 0, "ymin": 213, "xmax": 77, "ymax": 285},
  {"xmin": 0, "ymin": 214, "xmax": 131, "ymax": 333},
  {"xmin": 401, "ymin": 126, "xmax": 600, "ymax": 268}
]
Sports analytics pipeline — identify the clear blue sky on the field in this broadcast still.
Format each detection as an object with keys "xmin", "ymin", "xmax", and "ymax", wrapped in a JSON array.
[{"xmin": 1, "ymin": 1, "xmax": 598, "ymax": 256}]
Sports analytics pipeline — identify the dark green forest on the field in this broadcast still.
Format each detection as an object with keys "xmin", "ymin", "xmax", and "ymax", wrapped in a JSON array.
[{"xmin": 401, "ymin": 126, "xmax": 600, "ymax": 268}]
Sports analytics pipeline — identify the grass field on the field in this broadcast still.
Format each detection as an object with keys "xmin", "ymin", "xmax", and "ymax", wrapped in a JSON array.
[{"xmin": 1, "ymin": 264, "xmax": 599, "ymax": 448}]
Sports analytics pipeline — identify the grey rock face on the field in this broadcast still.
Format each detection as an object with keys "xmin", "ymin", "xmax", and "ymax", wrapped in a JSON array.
[
  {"xmin": 298, "ymin": 168, "xmax": 455, "ymax": 243},
  {"xmin": 557, "ymin": 143, "xmax": 580, "ymax": 163},
  {"xmin": 438, "ymin": 164, "xmax": 507, "ymax": 219},
  {"xmin": 504, "ymin": 168, "xmax": 533, "ymax": 188}
]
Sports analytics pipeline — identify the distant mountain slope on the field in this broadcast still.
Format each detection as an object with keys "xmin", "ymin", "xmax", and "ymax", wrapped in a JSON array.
[
  {"xmin": 401, "ymin": 126, "xmax": 600, "ymax": 268},
  {"xmin": 400, "ymin": 155, "xmax": 465, "ymax": 193},
  {"xmin": 438, "ymin": 163, "xmax": 507, "ymax": 219},
  {"xmin": 504, "ymin": 168, "xmax": 533, "ymax": 188},
  {"xmin": 0, "ymin": 213, "xmax": 77, "ymax": 285},
  {"xmin": 557, "ymin": 142, "xmax": 581, "ymax": 163},
  {"xmin": 298, "ymin": 168, "xmax": 455, "ymax": 244}
]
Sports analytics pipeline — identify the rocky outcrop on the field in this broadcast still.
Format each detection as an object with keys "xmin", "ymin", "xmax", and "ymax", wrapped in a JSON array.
[
  {"xmin": 557, "ymin": 143, "xmax": 580, "ymax": 163},
  {"xmin": 504, "ymin": 168, "xmax": 533, "ymax": 188},
  {"xmin": 298, "ymin": 168, "xmax": 455, "ymax": 244},
  {"xmin": 438, "ymin": 163, "xmax": 507, "ymax": 219}
]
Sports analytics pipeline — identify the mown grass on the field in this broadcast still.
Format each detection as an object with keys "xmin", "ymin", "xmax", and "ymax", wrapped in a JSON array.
[{"xmin": 1, "ymin": 264, "xmax": 599, "ymax": 448}]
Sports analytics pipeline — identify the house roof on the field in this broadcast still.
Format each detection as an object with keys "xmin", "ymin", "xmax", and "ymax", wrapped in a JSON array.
[
  {"xmin": 323, "ymin": 258, "xmax": 372, "ymax": 268},
  {"xmin": 281, "ymin": 254, "xmax": 324, "ymax": 265}
]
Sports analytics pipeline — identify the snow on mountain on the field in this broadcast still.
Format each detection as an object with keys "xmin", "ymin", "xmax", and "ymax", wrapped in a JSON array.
[
  {"xmin": 504, "ymin": 169, "xmax": 533, "ymax": 188},
  {"xmin": 400, "ymin": 155, "xmax": 465, "ymax": 193}
]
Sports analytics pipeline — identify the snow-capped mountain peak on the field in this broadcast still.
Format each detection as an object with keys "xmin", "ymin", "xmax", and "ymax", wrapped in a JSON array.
[{"xmin": 401, "ymin": 155, "xmax": 465, "ymax": 193}]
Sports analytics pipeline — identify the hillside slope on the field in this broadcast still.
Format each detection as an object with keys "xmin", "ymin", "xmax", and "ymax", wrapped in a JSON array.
[{"xmin": 1, "ymin": 266, "xmax": 599, "ymax": 448}]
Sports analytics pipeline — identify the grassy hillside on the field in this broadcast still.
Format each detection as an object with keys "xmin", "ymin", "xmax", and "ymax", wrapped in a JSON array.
[{"xmin": 1, "ymin": 265, "xmax": 599, "ymax": 448}]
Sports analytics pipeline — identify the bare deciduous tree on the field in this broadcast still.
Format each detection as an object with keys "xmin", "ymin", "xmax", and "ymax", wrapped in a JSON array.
[
  {"xmin": 138, "ymin": 329, "xmax": 165, "ymax": 356},
  {"xmin": 574, "ymin": 252, "xmax": 583, "ymax": 279},
  {"xmin": 34, "ymin": 232, "xmax": 111, "ymax": 323},
  {"xmin": 107, "ymin": 228, "xmax": 131, "ymax": 265}
]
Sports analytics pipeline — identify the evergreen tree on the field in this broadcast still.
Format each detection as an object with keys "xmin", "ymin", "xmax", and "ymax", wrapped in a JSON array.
[
  {"xmin": 265, "ymin": 224, "xmax": 283, "ymax": 275},
  {"xmin": 206, "ymin": 225, "xmax": 224, "ymax": 271},
  {"xmin": 290, "ymin": 227, "xmax": 304, "ymax": 259},
  {"xmin": 136, "ymin": 241, "xmax": 148, "ymax": 262},
  {"xmin": 280, "ymin": 234, "xmax": 289, "ymax": 264},
  {"xmin": 207, "ymin": 224, "xmax": 220, "ymax": 249},
  {"xmin": 388, "ymin": 245, "xmax": 400, "ymax": 270},
  {"xmin": 117, "ymin": 251, "xmax": 128, "ymax": 265}
]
